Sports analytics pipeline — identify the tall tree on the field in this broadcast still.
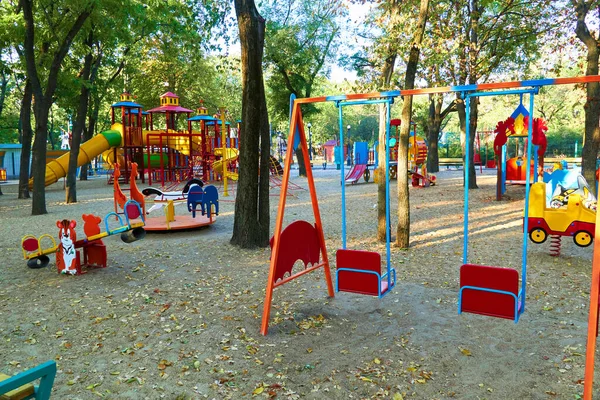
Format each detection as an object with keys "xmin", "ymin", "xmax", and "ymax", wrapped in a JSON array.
[
  {"xmin": 262, "ymin": 0, "xmax": 344, "ymax": 176},
  {"xmin": 377, "ymin": 50, "xmax": 397, "ymax": 243},
  {"xmin": 573, "ymin": 0, "xmax": 600, "ymax": 185},
  {"xmin": 425, "ymin": 92, "xmax": 455, "ymax": 173},
  {"xmin": 20, "ymin": 0, "xmax": 92, "ymax": 214},
  {"xmin": 18, "ymin": 79, "xmax": 32, "ymax": 199},
  {"xmin": 66, "ymin": 32, "xmax": 93, "ymax": 203},
  {"xmin": 441, "ymin": 0, "xmax": 558, "ymax": 188},
  {"xmin": 231, "ymin": 0, "xmax": 271, "ymax": 248},
  {"xmin": 397, "ymin": 0, "xmax": 429, "ymax": 248}
]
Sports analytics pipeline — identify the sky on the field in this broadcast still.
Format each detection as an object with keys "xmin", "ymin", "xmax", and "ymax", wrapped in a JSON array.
[{"xmin": 329, "ymin": 1, "xmax": 373, "ymax": 82}]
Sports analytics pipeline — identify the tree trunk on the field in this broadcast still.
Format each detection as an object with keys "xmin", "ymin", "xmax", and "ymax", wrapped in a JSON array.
[
  {"xmin": 81, "ymin": 92, "xmax": 100, "ymax": 180},
  {"xmin": 66, "ymin": 50, "xmax": 93, "ymax": 203},
  {"xmin": 377, "ymin": 51, "xmax": 396, "ymax": 243},
  {"xmin": 377, "ymin": 104, "xmax": 388, "ymax": 242},
  {"xmin": 80, "ymin": 46, "xmax": 102, "ymax": 181},
  {"xmin": 20, "ymin": 0, "xmax": 92, "ymax": 215},
  {"xmin": 231, "ymin": 0, "xmax": 270, "ymax": 248},
  {"xmin": 426, "ymin": 94, "xmax": 442, "ymax": 173},
  {"xmin": 0, "ymin": 71, "xmax": 7, "ymax": 119},
  {"xmin": 31, "ymin": 102, "xmax": 50, "ymax": 215},
  {"xmin": 574, "ymin": 1, "xmax": 600, "ymax": 185},
  {"xmin": 79, "ymin": 124, "xmax": 90, "ymax": 180},
  {"xmin": 456, "ymin": 95, "xmax": 478, "ymax": 189},
  {"xmin": 18, "ymin": 80, "xmax": 33, "ymax": 199},
  {"xmin": 397, "ymin": 0, "xmax": 429, "ymax": 249},
  {"xmin": 295, "ymin": 147, "xmax": 306, "ymax": 176}
]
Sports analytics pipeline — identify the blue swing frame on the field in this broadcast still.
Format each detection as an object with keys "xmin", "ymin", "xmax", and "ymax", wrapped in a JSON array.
[
  {"xmin": 458, "ymin": 87, "xmax": 538, "ymax": 322},
  {"xmin": 331, "ymin": 95, "xmax": 397, "ymax": 298}
]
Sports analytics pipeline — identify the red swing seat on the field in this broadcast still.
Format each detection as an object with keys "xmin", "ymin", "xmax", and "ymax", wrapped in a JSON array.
[
  {"xmin": 336, "ymin": 249, "xmax": 391, "ymax": 296},
  {"xmin": 459, "ymin": 264, "xmax": 522, "ymax": 321}
]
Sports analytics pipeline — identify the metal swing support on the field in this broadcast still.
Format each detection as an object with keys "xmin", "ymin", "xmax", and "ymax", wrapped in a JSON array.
[
  {"xmin": 261, "ymin": 91, "xmax": 401, "ymax": 335},
  {"xmin": 333, "ymin": 96, "xmax": 396, "ymax": 298},
  {"xmin": 458, "ymin": 87, "xmax": 538, "ymax": 322}
]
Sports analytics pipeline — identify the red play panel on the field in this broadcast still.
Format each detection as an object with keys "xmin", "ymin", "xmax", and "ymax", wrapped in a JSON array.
[
  {"xmin": 269, "ymin": 220, "xmax": 321, "ymax": 283},
  {"xmin": 336, "ymin": 249, "xmax": 388, "ymax": 296},
  {"xmin": 460, "ymin": 264, "xmax": 520, "ymax": 320}
]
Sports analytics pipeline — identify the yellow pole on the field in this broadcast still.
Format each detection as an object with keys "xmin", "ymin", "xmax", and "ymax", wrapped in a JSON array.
[{"xmin": 219, "ymin": 106, "xmax": 228, "ymax": 197}]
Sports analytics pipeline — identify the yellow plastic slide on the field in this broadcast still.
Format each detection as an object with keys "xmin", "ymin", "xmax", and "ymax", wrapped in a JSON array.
[
  {"xmin": 213, "ymin": 148, "xmax": 239, "ymax": 181},
  {"xmin": 30, "ymin": 130, "xmax": 122, "ymax": 188}
]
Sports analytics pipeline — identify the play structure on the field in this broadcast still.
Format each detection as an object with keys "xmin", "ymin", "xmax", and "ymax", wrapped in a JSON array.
[
  {"xmin": 28, "ymin": 129, "xmax": 122, "ymax": 188},
  {"xmin": 30, "ymin": 92, "xmax": 239, "ymax": 190},
  {"xmin": 493, "ymin": 99, "xmax": 548, "ymax": 200},
  {"xmin": 261, "ymin": 92, "xmax": 397, "ymax": 335},
  {"xmin": 386, "ymin": 119, "xmax": 436, "ymax": 187},
  {"xmin": 0, "ymin": 360, "xmax": 56, "ymax": 400},
  {"xmin": 526, "ymin": 168, "xmax": 597, "ymax": 256},
  {"xmin": 527, "ymin": 181, "xmax": 595, "ymax": 248},
  {"xmin": 21, "ymin": 200, "xmax": 145, "ymax": 274},
  {"xmin": 131, "ymin": 176, "xmax": 219, "ymax": 231},
  {"xmin": 343, "ymin": 142, "xmax": 371, "ymax": 184},
  {"xmin": 268, "ymin": 155, "xmax": 305, "ymax": 196}
]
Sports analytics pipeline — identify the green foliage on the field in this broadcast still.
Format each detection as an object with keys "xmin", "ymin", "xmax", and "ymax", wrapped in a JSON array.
[{"xmin": 262, "ymin": 0, "xmax": 346, "ymax": 123}]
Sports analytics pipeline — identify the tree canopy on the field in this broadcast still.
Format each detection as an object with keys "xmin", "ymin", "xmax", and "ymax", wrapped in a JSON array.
[{"xmin": 0, "ymin": 0, "xmax": 596, "ymax": 223}]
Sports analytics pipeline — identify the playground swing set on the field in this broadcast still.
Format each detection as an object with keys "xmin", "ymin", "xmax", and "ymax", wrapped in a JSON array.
[
  {"xmin": 260, "ymin": 74, "xmax": 600, "ymax": 399},
  {"xmin": 261, "ymin": 92, "xmax": 398, "ymax": 335}
]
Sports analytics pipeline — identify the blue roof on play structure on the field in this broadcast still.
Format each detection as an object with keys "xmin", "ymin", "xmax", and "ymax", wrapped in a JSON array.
[
  {"xmin": 188, "ymin": 115, "xmax": 218, "ymax": 122},
  {"xmin": 510, "ymin": 102, "xmax": 529, "ymax": 119},
  {"xmin": 111, "ymin": 100, "xmax": 143, "ymax": 108},
  {"xmin": 124, "ymin": 109, "xmax": 149, "ymax": 115},
  {"xmin": 205, "ymin": 120, "xmax": 230, "ymax": 126}
]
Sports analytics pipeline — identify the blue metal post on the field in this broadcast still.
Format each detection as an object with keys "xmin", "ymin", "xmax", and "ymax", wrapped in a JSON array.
[
  {"xmin": 521, "ymin": 93, "xmax": 535, "ymax": 312},
  {"xmin": 501, "ymin": 145, "xmax": 507, "ymax": 194},
  {"xmin": 385, "ymin": 100, "xmax": 392, "ymax": 288},
  {"xmin": 463, "ymin": 94, "xmax": 470, "ymax": 265},
  {"xmin": 338, "ymin": 104, "xmax": 347, "ymax": 249},
  {"xmin": 533, "ymin": 145, "xmax": 539, "ymax": 183}
]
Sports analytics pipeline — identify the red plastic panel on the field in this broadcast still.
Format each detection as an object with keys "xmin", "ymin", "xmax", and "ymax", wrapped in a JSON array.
[
  {"xmin": 337, "ymin": 249, "xmax": 385, "ymax": 296},
  {"xmin": 84, "ymin": 243, "xmax": 107, "ymax": 268},
  {"xmin": 269, "ymin": 221, "xmax": 321, "ymax": 282},
  {"xmin": 82, "ymin": 214, "xmax": 103, "ymax": 239},
  {"xmin": 460, "ymin": 264, "xmax": 519, "ymax": 320},
  {"xmin": 125, "ymin": 203, "xmax": 141, "ymax": 220},
  {"xmin": 23, "ymin": 238, "xmax": 40, "ymax": 252}
]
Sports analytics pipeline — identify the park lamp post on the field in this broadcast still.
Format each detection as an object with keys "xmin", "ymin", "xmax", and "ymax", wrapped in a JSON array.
[{"xmin": 307, "ymin": 122, "xmax": 312, "ymax": 160}]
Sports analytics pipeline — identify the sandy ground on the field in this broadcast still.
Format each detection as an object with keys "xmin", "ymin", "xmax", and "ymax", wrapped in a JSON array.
[{"xmin": 0, "ymin": 167, "xmax": 597, "ymax": 399}]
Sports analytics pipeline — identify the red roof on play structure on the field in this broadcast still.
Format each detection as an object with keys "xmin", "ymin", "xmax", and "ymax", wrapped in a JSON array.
[
  {"xmin": 146, "ymin": 105, "xmax": 193, "ymax": 113},
  {"xmin": 160, "ymin": 91, "xmax": 179, "ymax": 98}
]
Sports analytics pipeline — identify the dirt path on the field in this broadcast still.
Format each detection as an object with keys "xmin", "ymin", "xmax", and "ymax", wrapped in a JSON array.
[{"xmin": 0, "ymin": 169, "xmax": 595, "ymax": 399}]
